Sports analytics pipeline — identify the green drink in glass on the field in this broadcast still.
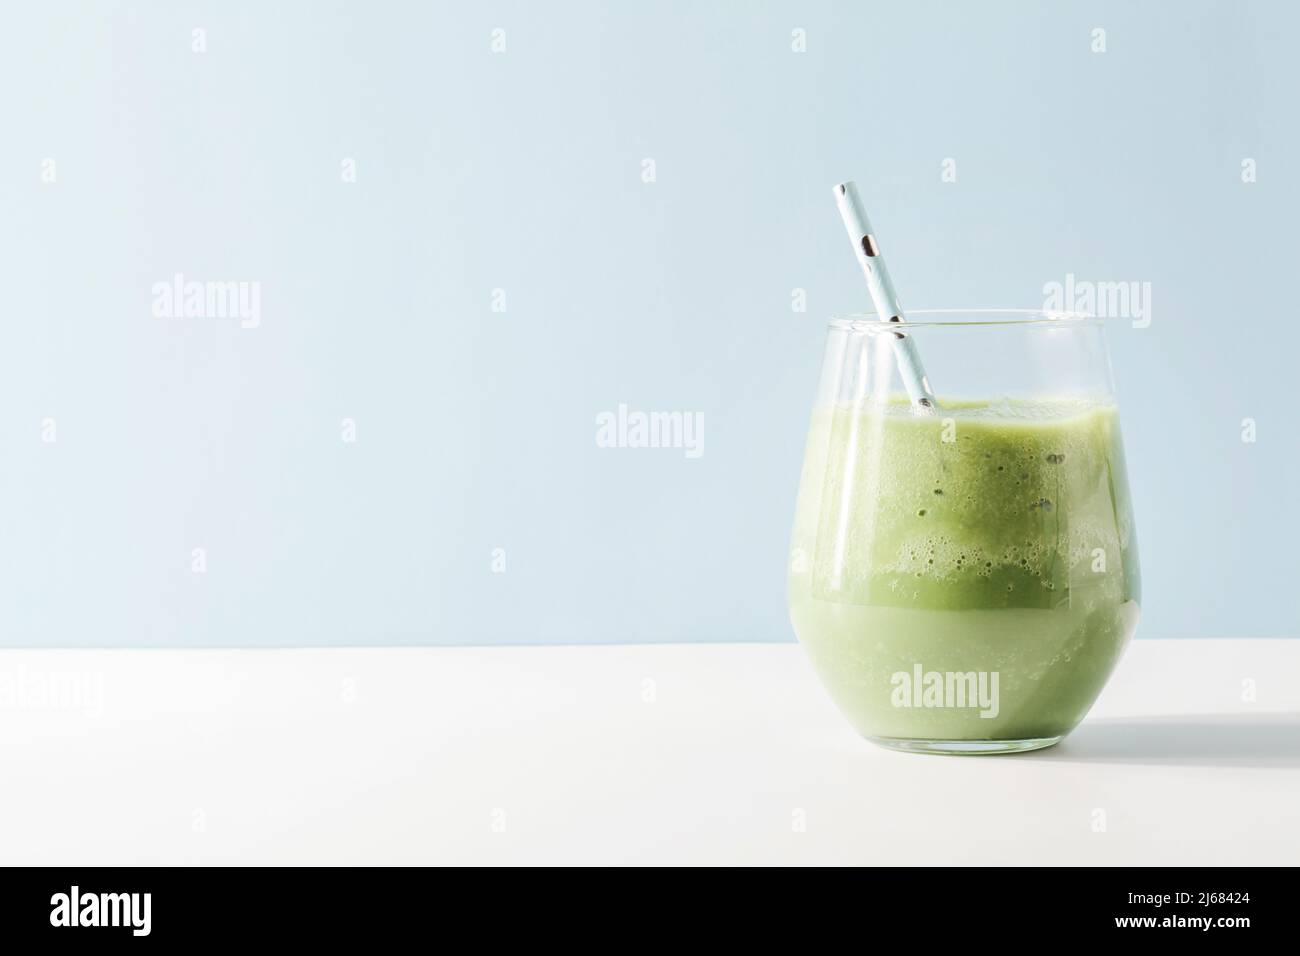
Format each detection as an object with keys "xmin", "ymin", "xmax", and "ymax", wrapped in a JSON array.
[{"xmin": 788, "ymin": 312, "xmax": 1141, "ymax": 754}]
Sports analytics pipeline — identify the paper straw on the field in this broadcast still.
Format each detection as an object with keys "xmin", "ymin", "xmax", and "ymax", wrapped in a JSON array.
[{"xmin": 832, "ymin": 181, "xmax": 939, "ymax": 411}]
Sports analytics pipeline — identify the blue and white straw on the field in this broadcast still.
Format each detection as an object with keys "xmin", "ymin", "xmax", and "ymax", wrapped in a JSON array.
[{"xmin": 832, "ymin": 181, "xmax": 939, "ymax": 411}]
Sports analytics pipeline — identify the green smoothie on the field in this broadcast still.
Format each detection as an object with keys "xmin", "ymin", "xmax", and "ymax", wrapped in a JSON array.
[{"xmin": 788, "ymin": 397, "xmax": 1140, "ymax": 749}]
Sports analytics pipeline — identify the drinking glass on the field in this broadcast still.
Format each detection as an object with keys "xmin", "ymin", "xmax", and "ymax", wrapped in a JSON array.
[{"xmin": 787, "ymin": 310, "xmax": 1141, "ymax": 754}]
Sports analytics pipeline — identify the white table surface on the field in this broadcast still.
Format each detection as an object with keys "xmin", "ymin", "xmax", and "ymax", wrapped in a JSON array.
[{"xmin": 1, "ymin": 640, "xmax": 1297, "ymax": 866}]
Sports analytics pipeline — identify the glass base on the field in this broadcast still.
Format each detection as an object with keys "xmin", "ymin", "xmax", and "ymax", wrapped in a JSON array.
[{"xmin": 867, "ymin": 734, "xmax": 1063, "ymax": 755}]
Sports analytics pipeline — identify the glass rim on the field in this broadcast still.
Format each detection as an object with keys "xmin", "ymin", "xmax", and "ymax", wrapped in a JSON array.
[{"xmin": 828, "ymin": 309, "xmax": 1107, "ymax": 331}]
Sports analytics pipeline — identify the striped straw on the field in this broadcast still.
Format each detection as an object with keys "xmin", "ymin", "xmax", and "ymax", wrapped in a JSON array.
[{"xmin": 832, "ymin": 181, "xmax": 939, "ymax": 412}]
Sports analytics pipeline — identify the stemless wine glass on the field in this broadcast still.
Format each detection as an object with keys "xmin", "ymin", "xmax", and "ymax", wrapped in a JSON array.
[{"xmin": 788, "ymin": 310, "xmax": 1141, "ymax": 755}]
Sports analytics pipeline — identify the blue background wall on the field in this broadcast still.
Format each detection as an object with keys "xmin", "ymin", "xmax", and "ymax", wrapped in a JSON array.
[{"xmin": 1, "ymin": 0, "xmax": 1295, "ymax": 645}]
